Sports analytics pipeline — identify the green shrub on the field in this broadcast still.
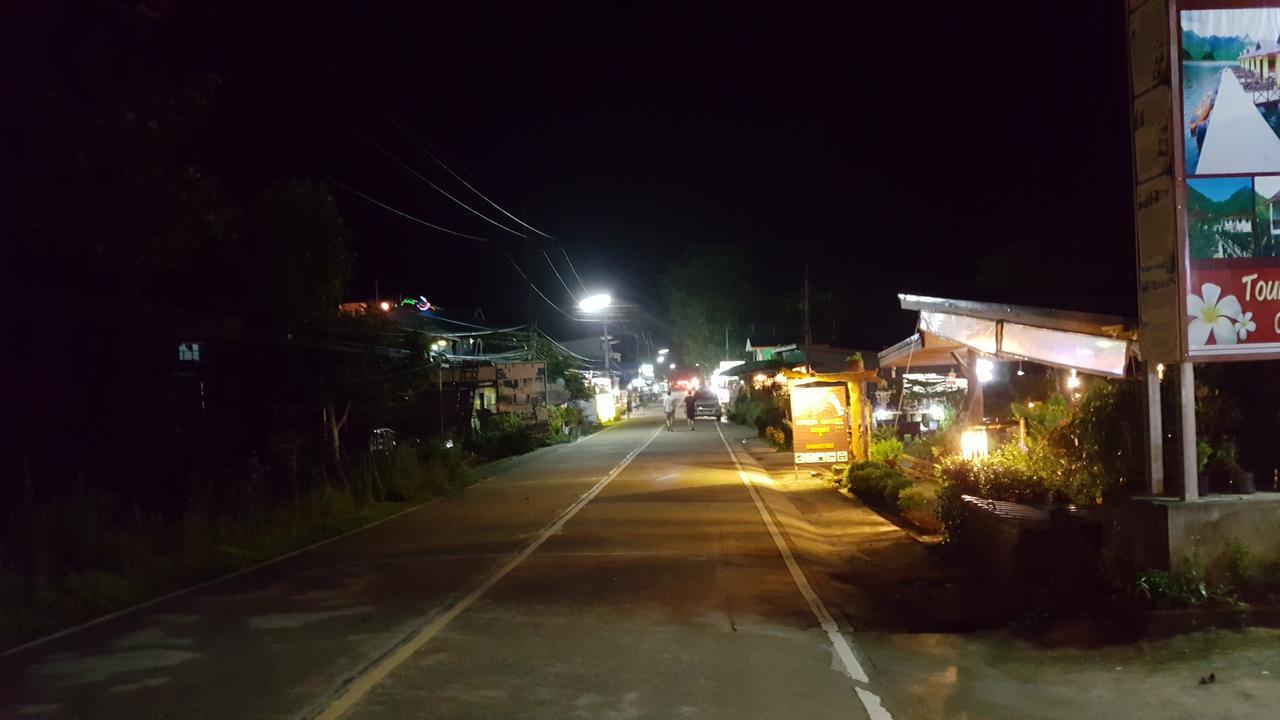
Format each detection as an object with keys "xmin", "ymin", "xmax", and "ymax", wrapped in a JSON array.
[
  {"xmin": 933, "ymin": 441, "xmax": 1097, "ymax": 543},
  {"xmin": 897, "ymin": 483, "xmax": 936, "ymax": 513},
  {"xmin": 869, "ymin": 436, "xmax": 904, "ymax": 464},
  {"xmin": 1225, "ymin": 540, "xmax": 1256, "ymax": 589},
  {"xmin": 471, "ymin": 412, "xmax": 536, "ymax": 459},
  {"xmin": 1135, "ymin": 556, "xmax": 1235, "ymax": 608},
  {"xmin": 844, "ymin": 461, "xmax": 913, "ymax": 509},
  {"xmin": 897, "ymin": 484, "xmax": 942, "ymax": 533}
]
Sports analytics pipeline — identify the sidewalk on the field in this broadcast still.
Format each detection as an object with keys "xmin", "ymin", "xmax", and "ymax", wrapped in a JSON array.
[{"xmin": 722, "ymin": 425, "xmax": 987, "ymax": 632}]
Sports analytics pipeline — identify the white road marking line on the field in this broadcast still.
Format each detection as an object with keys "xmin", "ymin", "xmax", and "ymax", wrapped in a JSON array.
[
  {"xmin": 0, "ymin": 499, "xmax": 440, "ymax": 660},
  {"xmin": 714, "ymin": 423, "xmax": 893, "ymax": 720},
  {"xmin": 310, "ymin": 424, "xmax": 665, "ymax": 720}
]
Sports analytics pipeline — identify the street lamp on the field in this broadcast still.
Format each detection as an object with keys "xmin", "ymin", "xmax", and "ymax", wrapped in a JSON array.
[
  {"xmin": 578, "ymin": 293, "xmax": 613, "ymax": 385},
  {"xmin": 658, "ymin": 348, "xmax": 670, "ymax": 354}
]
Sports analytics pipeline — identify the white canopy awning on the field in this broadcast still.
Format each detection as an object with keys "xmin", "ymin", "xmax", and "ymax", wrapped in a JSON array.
[{"xmin": 886, "ymin": 295, "xmax": 1136, "ymax": 377}]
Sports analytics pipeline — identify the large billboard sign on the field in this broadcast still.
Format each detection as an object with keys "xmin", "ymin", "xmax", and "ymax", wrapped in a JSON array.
[
  {"xmin": 1132, "ymin": 0, "xmax": 1280, "ymax": 360},
  {"xmin": 790, "ymin": 383, "xmax": 850, "ymax": 465}
]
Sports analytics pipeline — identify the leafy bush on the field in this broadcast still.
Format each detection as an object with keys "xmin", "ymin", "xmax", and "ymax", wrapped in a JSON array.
[
  {"xmin": 896, "ymin": 484, "xmax": 942, "ymax": 533},
  {"xmin": 1225, "ymin": 540, "xmax": 1256, "ymax": 589},
  {"xmin": 1056, "ymin": 380, "xmax": 1145, "ymax": 494},
  {"xmin": 933, "ymin": 441, "xmax": 1098, "ymax": 543},
  {"xmin": 355, "ymin": 439, "xmax": 471, "ymax": 501},
  {"xmin": 470, "ymin": 412, "xmax": 536, "ymax": 459},
  {"xmin": 896, "ymin": 483, "xmax": 934, "ymax": 512},
  {"xmin": 728, "ymin": 389, "xmax": 766, "ymax": 426},
  {"xmin": 869, "ymin": 436, "xmax": 904, "ymax": 464},
  {"xmin": 1135, "ymin": 556, "xmax": 1235, "ymax": 608},
  {"xmin": 1010, "ymin": 394, "xmax": 1069, "ymax": 438},
  {"xmin": 844, "ymin": 461, "xmax": 913, "ymax": 510},
  {"xmin": 764, "ymin": 425, "xmax": 789, "ymax": 450}
]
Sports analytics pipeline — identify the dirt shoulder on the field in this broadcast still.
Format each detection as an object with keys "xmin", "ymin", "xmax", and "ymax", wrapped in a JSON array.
[{"xmin": 726, "ymin": 428, "xmax": 991, "ymax": 633}]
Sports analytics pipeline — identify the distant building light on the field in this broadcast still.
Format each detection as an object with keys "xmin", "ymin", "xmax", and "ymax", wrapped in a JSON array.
[
  {"xmin": 178, "ymin": 342, "xmax": 202, "ymax": 362},
  {"xmin": 379, "ymin": 301, "xmax": 392, "ymax": 312}
]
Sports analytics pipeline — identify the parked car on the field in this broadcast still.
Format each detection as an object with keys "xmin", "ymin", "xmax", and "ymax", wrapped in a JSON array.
[{"xmin": 692, "ymin": 390, "xmax": 722, "ymax": 421}]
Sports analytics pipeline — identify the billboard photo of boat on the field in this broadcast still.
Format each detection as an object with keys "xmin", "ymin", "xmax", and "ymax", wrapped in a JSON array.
[{"xmin": 1181, "ymin": 8, "xmax": 1280, "ymax": 175}]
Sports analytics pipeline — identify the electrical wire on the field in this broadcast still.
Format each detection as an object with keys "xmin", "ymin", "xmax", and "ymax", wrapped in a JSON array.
[
  {"xmin": 337, "ymin": 115, "xmax": 531, "ymax": 240},
  {"xmin": 543, "ymin": 250, "xmax": 578, "ymax": 303},
  {"xmin": 380, "ymin": 109, "xmax": 556, "ymax": 240},
  {"xmin": 305, "ymin": 164, "xmax": 494, "ymax": 244},
  {"xmin": 560, "ymin": 246, "xmax": 589, "ymax": 294},
  {"xmin": 537, "ymin": 328, "xmax": 598, "ymax": 365},
  {"xmin": 299, "ymin": 164, "xmax": 581, "ymax": 324},
  {"xmin": 502, "ymin": 250, "xmax": 577, "ymax": 321}
]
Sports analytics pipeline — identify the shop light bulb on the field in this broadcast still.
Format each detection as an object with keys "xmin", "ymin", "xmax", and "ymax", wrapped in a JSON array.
[
  {"xmin": 976, "ymin": 358, "xmax": 994, "ymax": 383},
  {"xmin": 1066, "ymin": 368, "xmax": 1081, "ymax": 390}
]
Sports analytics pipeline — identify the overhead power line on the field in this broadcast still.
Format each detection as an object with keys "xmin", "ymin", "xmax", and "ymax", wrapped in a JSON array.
[
  {"xmin": 502, "ymin": 250, "xmax": 577, "ymax": 321},
  {"xmin": 307, "ymin": 164, "xmax": 580, "ymax": 323},
  {"xmin": 381, "ymin": 110, "xmax": 557, "ymax": 240},
  {"xmin": 560, "ymin": 246, "xmax": 588, "ymax": 294},
  {"xmin": 305, "ymin": 164, "xmax": 493, "ymax": 244},
  {"xmin": 543, "ymin": 250, "xmax": 579, "ymax": 303},
  {"xmin": 337, "ymin": 115, "xmax": 531, "ymax": 240}
]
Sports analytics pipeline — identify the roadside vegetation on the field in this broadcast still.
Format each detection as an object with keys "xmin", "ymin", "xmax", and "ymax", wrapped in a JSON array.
[
  {"xmin": 728, "ymin": 385, "xmax": 792, "ymax": 450},
  {"xmin": 0, "ymin": 439, "xmax": 473, "ymax": 650}
]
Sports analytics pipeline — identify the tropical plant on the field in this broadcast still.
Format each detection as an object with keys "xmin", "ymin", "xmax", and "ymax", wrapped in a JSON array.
[
  {"xmin": 869, "ymin": 436, "xmax": 904, "ymax": 464},
  {"xmin": 844, "ymin": 461, "xmax": 913, "ymax": 509},
  {"xmin": 1010, "ymin": 394, "xmax": 1070, "ymax": 438}
]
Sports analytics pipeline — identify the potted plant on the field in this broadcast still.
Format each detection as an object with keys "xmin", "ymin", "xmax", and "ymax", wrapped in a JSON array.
[
  {"xmin": 1217, "ymin": 440, "xmax": 1255, "ymax": 494},
  {"xmin": 845, "ymin": 352, "xmax": 864, "ymax": 373},
  {"xmin": 1207, "ymin": 439, "xmax": 1255, "ymax": 494}
]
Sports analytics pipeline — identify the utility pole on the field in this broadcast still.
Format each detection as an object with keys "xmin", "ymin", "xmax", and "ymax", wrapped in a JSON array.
[
  {"xmin": 602, "ymin": 321, "xmax": 610, "ymax": 385},
  {"xmin": 803, "ymin": 264, "xmax": 812, "ymax": 372}
]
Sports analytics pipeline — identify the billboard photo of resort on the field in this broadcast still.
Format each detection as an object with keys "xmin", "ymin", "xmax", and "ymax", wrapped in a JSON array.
[
  {"xmin": 1181, "ymin": 8, "xmax": 1280, "ymax": 175},
  {"xmin": 1187, "ymin": 176, "xmax": 1280, "ymax": 259}
]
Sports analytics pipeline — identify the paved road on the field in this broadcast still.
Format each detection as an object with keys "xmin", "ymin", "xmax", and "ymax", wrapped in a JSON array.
[
  {"xmin": 5, "ymin": 410, "xmax": 1280, "ymax": 719},
  {"xmin": 0, "ymin": 412, "xmax": 882, "ymax": 719}
]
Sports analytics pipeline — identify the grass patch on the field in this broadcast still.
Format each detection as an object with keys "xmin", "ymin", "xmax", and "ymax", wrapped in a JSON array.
[{"xmin": 0, "ymin": 443, "xmax": 473, "ymax": 652}]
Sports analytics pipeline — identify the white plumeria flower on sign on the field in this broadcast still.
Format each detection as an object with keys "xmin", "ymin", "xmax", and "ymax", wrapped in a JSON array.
[
  {"xmin": 1236, "ymin": 311, "xmax": 1257, "ymax": 341},
  {"xmin": 1186, "ymin": 282, "xmax": 1242, "ymax": 346}
]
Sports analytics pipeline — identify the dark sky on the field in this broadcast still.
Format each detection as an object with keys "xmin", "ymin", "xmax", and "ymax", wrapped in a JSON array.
[{"xmin": 13, "ymin": 1, "xmax": 1137, "ymax": 348}]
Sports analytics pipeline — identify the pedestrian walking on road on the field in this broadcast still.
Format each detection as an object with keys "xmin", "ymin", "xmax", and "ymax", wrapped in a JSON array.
[
  {"xmin": 662, "ymin": 389, "xmax": 677, "ymax": 431},
  {"xmin": 684, "ymin": 391, "xmax": 697, "ymax": 431}
]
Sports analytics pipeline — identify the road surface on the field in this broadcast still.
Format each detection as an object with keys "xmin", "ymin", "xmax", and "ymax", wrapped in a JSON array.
[{"xmin": 3, "ymin": 411, "xmax": 1279, "ymax": 719}]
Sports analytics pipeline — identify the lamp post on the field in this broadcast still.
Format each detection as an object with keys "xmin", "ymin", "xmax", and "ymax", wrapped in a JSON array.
[{"xmin": 578, "ymin": 293, "xmax": 613, "ymax": 386}]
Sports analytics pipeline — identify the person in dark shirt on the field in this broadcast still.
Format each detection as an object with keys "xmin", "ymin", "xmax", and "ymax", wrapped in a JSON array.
[{"xmin": 683, "ymin": 391, "xmax": 697, "ymax": 431}]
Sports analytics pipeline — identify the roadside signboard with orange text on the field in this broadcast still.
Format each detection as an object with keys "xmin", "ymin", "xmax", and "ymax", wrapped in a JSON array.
[{"xmin": 790, "ymin": 383, "xmax": 850, "ymax": 465}]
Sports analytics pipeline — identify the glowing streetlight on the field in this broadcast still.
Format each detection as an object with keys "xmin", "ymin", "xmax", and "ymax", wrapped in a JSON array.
[
  {"xmin": 379, "ymin": 301, "xmax": 391, "ymax": 312},
  {"xmin": 657, "ymin": 348, "xmax": 670, "ymax": 354},
  {"xmin": 669, "ymin": 363, "xmax": 677, "ymax": 370},
  {"xmin": 578, "ymin": 293, "xmax": 612, "ymax": 313}
]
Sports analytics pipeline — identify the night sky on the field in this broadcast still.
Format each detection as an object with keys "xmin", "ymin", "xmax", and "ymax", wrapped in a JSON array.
[{"xmin": 11, "ymin": 1, "xmax": 1136, "ymax": 348}]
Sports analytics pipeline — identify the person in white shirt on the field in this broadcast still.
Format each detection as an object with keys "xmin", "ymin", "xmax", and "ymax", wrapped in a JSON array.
[{"xmin": 662, "ymin": 389, "xmax": 677, "ymax": 431}]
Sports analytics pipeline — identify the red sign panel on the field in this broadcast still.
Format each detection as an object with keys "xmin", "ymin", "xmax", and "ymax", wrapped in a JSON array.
[{"xmin": 1187, "ymin": 260, "xmax": 1280, "ymax": 355}]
